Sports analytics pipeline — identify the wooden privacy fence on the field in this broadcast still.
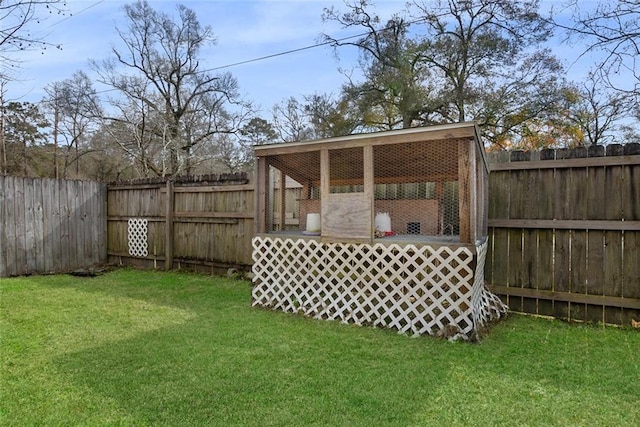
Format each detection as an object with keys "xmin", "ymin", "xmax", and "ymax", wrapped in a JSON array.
[
  {"xmin": 107, "ymin": 173, "xmax": 254, "ymax": 273},
  {"xmin": 485, "ymin": 144, "xmax": 640, "ymax": 326},
  {"xmin": 3, "ymin": 146, "xmax": 637, "ymax": 326},
  {"xmin": 0, "ymin": 176, "xmax": 107, "ymax": 277}
]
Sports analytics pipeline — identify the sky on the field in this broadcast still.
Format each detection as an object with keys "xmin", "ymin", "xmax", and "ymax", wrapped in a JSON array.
[
  {"xmin": 1, "ymin": 0, "xmax": 613, "ymax": 117},
  {"xmin": 3, "ymin": 0, "xmax": 400, "ymax": 113}
]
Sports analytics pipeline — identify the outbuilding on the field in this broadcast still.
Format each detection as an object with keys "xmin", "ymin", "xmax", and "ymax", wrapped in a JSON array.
[{"xmin": 251, "ymin": 122, "xmax": 507, "ymax": 340}]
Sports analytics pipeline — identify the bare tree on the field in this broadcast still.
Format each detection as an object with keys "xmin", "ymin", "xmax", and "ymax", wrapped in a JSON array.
[
  {"xmin": 568, "ymin": 73, "xmax": 632, "ymax": 146},
  {"xmin": 554, "ymin": 0, "xmax": 640, "ymax": 95},
  {"xmin": 100, "ymin": 92, "xmax": 166, "ymax": 178},
  {"xmin": 0, "ymin": 0, "xmax": 68, "ymax": 68},
  {"xmin": 271, "ymin": 97, "xmax": 314, "ymax": 142},
  {"xmin": 44, "ymin": 70, "xmax": 102, "ymax": 178},
  {"xmin": 92, "ymin": 0, "xmax": 250, "ymax": 177}
]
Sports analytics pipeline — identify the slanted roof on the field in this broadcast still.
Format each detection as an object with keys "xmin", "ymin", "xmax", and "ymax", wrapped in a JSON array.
[{"xmin": 254, "ymin": 122, "xmax": 487, "ymax": 186}]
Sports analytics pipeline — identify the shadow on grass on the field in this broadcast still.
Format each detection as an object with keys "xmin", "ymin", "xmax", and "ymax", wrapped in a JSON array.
[
  {"xmin": 24, "ymin": 268, "xmax": 252, "ymax": 312},
  {"xmin": 7, "ymin": 270, "xmax": 639, "ymax": 425},
  {"xmin": 52, "ymin": 306, "xmax": 454, "ymax": 425},
  {"xmin": 52, "ymin": 310, "xmax": 640, "ymax": 425}
]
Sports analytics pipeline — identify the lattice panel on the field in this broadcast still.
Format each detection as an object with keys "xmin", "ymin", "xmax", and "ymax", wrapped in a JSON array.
[
  {"xmin": 471, "ymin": 239, "xmax": 509, "ymax": 332},
  {"xmin": 128, "ymin": 218, "xmax": 148, "ymax": 257},
  {"xmin": 252, "ymin": 236, "xmax": 505, "ymax": 339}
]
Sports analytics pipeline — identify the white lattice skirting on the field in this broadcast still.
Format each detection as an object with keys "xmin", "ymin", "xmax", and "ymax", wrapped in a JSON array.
[
  {"xmin": 252, "ymin": 236, "xmax": 507, "ymax": 340},
  {"xmin": 128, "ymin": 218, "xmax": 149, "ymax": 257}
]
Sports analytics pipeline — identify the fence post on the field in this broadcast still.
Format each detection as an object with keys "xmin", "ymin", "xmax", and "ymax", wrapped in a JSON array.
[{"xmin": 165, "ymin": 179, "xmax": 174, "ymax": 270}]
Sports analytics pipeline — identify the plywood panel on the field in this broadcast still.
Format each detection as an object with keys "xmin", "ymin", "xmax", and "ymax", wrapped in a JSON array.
[{"xmin": 322, "ymin": 192, "xmax": 372, "ymax": 241}]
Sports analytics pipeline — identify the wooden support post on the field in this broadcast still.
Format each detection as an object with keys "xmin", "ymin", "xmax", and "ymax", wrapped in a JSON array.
[
  {"xmin": 254, "ymin": 156, "xmax": 268, "ymax": 234},
  {"xmin": 320, "ymin": 149, "xmax": 330, "ymax": 200},
  {"xmin": 436, "ymin": 181, "xmax": 444, "ymax": 234},
  {"xmin": 320, "ymin": 149, "xmax": 329, "ymax": 235},
  {"xmin": 165, "ymin": 179, "xmax": 174, "ymax": 270},
  {"xmin": 469, "ymin": 139, "xmax": 478, "ymax": 242},
  {"xmin": 363, "ymin": 145, "xmax": 374, "ymax": 240},
  {"xmin": 279, "ymin": 170, "xmax": 286, "ymax": 231},
  {"xmin": 267, "ymin": 164, "xmax": 274, "ymax": 233},
  {"xmin": 458, "ymin": 140, "xmax": 471, "ymax": 243}
]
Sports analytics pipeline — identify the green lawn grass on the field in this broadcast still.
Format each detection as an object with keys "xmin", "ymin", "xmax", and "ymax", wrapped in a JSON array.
[{"xmin": 1, "ymin": 269, "xmax": 639, "ymax": 426}]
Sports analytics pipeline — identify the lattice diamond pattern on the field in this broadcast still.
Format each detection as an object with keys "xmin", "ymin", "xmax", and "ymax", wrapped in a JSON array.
[
  {"xmin": 471, "ymin": 239, "xmax": 509, "ymax": 334},
  {"xmin": 252, "ymin": 237, "xmax": 505, "ymax": 338},
  {"xmin": 127, "ymin": 218, "xmax": 148, "ymax": 257}
]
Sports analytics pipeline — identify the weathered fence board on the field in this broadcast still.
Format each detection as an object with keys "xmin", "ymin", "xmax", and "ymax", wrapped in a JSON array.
[
  {"xmin": 486, "ymin": 144, "xmax": 640, "ymax": 326},
  {"xmin": 0, "ymin": 176, "xmax": 107, "ymax": 277},
  {"xmin": 3, "ymin": 147, "xmax": 632, "ymax": 326},
  {"xmin": 106, "ymin": 174, "xmax": 254, "ymax": 273}
]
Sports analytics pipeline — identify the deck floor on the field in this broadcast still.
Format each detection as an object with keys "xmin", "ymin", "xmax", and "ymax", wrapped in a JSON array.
[{"xmin": 262, "ymin": 231, "xmax": 466, "ymax": 247}]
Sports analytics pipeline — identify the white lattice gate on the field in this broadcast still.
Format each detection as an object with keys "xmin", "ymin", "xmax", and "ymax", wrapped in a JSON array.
[{"xmin": 252, "ymin": 236, "xmax": 507, "ymax": 340}]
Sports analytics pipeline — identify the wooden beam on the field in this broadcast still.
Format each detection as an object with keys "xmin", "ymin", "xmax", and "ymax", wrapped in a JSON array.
[
  {"xmin": 489, "ymin": 155, "xmax": 640, "ymax": 171},
  {"xmin": 107, "ymin": 215, "xmax": 240, "ymax": 224},
  {"xmin": 320, "ymin": 149, "xmax": 330, "ymax": 201},
  {"xmin": 173, "ymin": 211, "xmax": 254, "ymax": 219},
  {"xmin": 490, "ymin": 285, "xmax": 640, "ymax": 309},
  {"xmin": 171, "ymin": 217, "xmax": 238, "ymax": 225},
  {"xmin": 255, "ymin": 157, "xmax": 268, "ymax": 234},
  {"xmin": 107, "ymin": 184, "xmax": 164, "ymax": 190},
  {"xmin": 473, "ymin": 125, "xmax": 490, "ymax": 175},
  {"xmin": 294, "ymin": 173, "xmax": 459, "ymax": 188},
  {"xmin": 279, "ymin": 170, "xmax": 286, "ymax": 232},
  {"xmin": 488, "ymin": 219, "xmax": 640, "ymax": 231},
  {"xmin": 458, "ymin": 140, "xmax": 471, "ymax": 243},
  {"xmin": 320, "ymin": 148, "xmax": 330, "ymax": 236},
  {"xmin": 107, "ymin": 215, "xmax": 165, "ymax": 222},
  {"xmin": 160, "ymin": 184, "xmax": 254, "ymax": 193},
  {"xmin": 469, "ymin": 139, "xmax": 478, "ymax": 242},
  {"xmin": 255, "ymin": 122, "xmax": 478, "ymax": 156},
  {"xmin": 364, "ymin": 145, "xmax": 374, "ymax": 239}
]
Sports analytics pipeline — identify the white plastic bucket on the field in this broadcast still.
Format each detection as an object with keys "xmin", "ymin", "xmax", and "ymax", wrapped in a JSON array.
[
  {"xmin": 306, "ymin": 213, "xmax": 321, "ymax": 232},
  {"xmin": 375, "ymin": 212, "xmax": 391, "ymax": 232}
]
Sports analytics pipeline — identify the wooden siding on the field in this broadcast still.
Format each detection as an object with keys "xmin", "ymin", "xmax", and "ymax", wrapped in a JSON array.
[{"xmin": 0, "ymin": 176, "xmax": 107, "ymax": 277}]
